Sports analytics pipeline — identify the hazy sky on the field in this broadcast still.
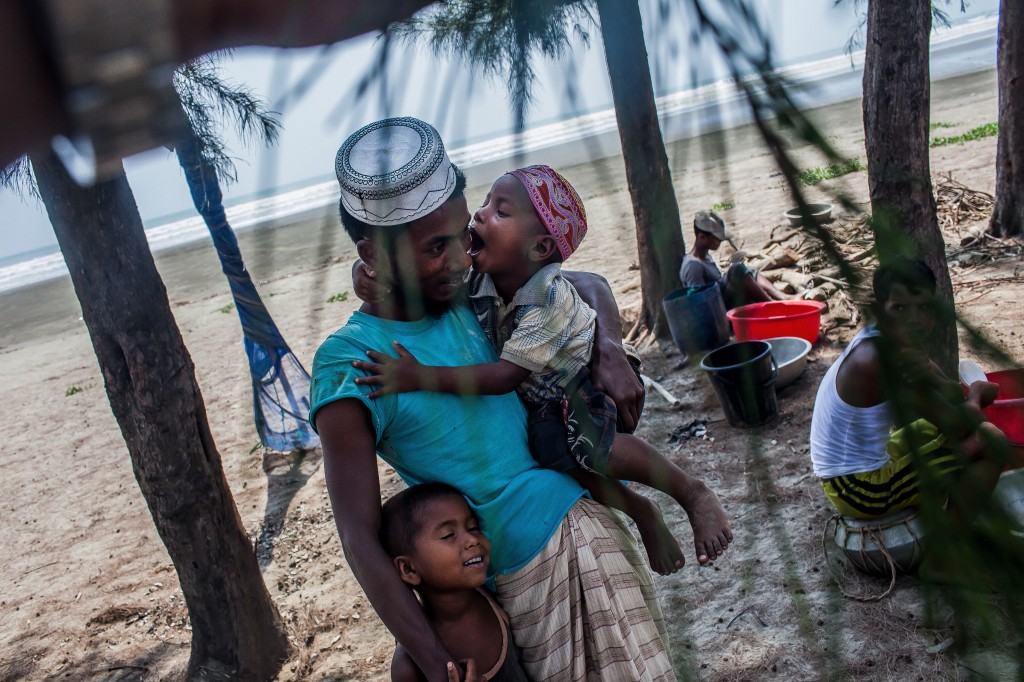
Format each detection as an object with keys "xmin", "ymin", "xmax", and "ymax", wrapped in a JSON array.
[{"xmin": 0, "ymin": 0, "xmax": 998, "ymax": 264}]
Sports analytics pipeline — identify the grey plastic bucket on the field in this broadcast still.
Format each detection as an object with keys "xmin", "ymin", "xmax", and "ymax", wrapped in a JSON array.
[
  {"xmin": 699, "ymin": 340, "xmax": 778, "ymax": 428},
  {"xmin": 831, "ymin": 508, "xmax": 925, "ymax": 575},
  {"xmin": 662, "ymin": 283, "xmax": 730, "ymax": 354}
]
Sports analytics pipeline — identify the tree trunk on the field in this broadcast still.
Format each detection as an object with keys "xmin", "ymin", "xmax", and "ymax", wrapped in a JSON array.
[
  {"xmin": 595, "ymin": 0, "xmax": 685, "ymax": 338},
  {"xmin": 989, "ymin": 0, "xmax": 1024, "ymax": 237},
  {"xmin": 862, "ymin": 0, "xmax": 957, "ymax": 375},
  {"xmin": 30, "ymin": 151, "xmax": 289, "ymax": 681}
]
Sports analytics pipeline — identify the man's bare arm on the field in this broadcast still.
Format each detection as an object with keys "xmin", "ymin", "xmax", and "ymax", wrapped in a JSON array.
[
  {"xmin": 834, "ymin": 342, "xmax": 885, "ymax": 408},
  {"xmin": 563, "ymin": 270, "xmax": 644, "ymax": 432},
  {"xmin": 898, "ymin": 358, "xmax": 988, "ymax": 439},
  {"xmin": 317, "ymin": 399, "xmax": 457, "ymax": 682},
  {"xmin": 839, "ymin": 339, "xmax": 987, "ymax": 439}
]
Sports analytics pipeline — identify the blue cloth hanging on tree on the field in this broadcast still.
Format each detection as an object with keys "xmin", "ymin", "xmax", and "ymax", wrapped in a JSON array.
[{"xmin": 176, "ymin": 132, "xmax": 319, "ymax": 452}]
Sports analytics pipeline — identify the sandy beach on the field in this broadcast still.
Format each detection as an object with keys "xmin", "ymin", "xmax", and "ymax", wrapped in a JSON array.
[{"xmin": 2, "ymin": 66, "xmax": 1021, "ymax": 681}]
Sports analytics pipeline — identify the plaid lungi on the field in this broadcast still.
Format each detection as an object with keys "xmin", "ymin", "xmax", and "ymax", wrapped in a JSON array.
[{"xmin": 493, "ymin": 497, "xmax": 676, "ymax": 681}]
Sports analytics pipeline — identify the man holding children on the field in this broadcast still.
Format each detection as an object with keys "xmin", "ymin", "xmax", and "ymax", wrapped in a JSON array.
[
  {"xmin": 351, "ymin": 162, "xmax": 731, "ymax": 576},
  {"xmin": 310, "ymin": 117, "xmax": 730, "ymax": 681}
]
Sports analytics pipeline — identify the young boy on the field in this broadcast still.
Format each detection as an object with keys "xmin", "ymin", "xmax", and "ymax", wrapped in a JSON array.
[
  {"xmin": 355, "ymin": 165, "xmax": 732, "ymax": 573},
  {"xmin": 680, "ymin": 209, "xmax": 792, "ymax": 308},
  {"xmin": 381, "ymin": 482, "xmax": 530, "ymax": 682}
]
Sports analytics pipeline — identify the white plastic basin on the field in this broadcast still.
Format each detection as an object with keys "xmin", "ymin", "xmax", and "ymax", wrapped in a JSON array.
[
  {"xmin": 765, "ymin": 336, "xmax": 812, "ymax": 389},
  {"xmin": 784, "ymin": 203, "xmax": 833, "ymax": 226},
  {"xmin": 994, "ymin": 469, "xmax": 1024, "ymax": 536}
]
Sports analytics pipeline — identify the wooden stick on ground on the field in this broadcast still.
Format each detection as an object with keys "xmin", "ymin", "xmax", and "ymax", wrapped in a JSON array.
[
  {"xmin": 764, "ymin": 229, "xmax": 800, "ymax": 249},
  {"xmin": 848, "ymin": 245, "xmax": 875, "ymax": 262},
  {"xmin": 815, "ymin": 273, "xmax": 870, "ymax": 290},
  {"xmin": 641, "ymin": 374, "xmax": 682, "ymax": 407},
  {"xmin": 623, "ymin": 315, "xmax": 643, "ymax": 345}
]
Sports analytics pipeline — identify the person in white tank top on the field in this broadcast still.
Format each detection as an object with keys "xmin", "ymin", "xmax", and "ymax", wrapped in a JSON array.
[{"xmin": 808, "ymin": 260, "xmax": 1006, "ymax": 523}]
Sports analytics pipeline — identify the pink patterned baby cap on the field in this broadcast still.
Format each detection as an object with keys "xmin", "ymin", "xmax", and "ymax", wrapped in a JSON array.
[{"xmin": 507, "ymin": 165, "xmax": 588, "ymax": 261}]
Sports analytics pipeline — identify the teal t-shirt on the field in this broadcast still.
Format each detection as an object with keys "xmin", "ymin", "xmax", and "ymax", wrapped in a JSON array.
[{"xmin": 309, "ymin": 305, "xmax": 584, "ymax": 575}]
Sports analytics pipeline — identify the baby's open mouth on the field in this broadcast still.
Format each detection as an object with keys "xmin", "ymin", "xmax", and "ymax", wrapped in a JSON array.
[
  {"xmin": 463, "ymin": 556, "xmax": 484, "ymax": 567},
  {"xmin": 468, "ymin": 228, "xmax": 485, "ymax": 257}
]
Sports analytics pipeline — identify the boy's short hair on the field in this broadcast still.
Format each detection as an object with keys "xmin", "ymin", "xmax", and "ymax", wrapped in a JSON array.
[
  {"xmin": 339, "ymin": 165, "xmax": 468, "ymax": 244},
  {"xmin": 380, "ymin": 482, "xmax": 467, "ymax": 558},
  {"xmin": 872, "ymin": 259, "xmax": 937, "ymax": 303}
]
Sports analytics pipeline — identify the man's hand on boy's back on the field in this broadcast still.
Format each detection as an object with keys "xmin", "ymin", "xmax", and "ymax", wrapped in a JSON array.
[
  {"xmin": 591, "ymin": 334, "xmax": 644, "ymax": 433},
  {"xmin": 562, "ymin": 270, "xmax": 645, "ymax": 433}
]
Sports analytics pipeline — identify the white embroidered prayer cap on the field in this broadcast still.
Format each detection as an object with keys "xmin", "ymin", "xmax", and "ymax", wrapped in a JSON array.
[{"xmin": 335, "ymin": 117, "xmax": 457, "ymax": 226}]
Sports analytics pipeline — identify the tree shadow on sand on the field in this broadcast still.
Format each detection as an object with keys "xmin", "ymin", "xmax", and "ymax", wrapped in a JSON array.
[
  {"xmin": 254, "ymin": 447, "xmax": 324, "ymax": 571},
  {"xmin": 16, "ymin": 640, "xmax": 188, "ymax": 682}
]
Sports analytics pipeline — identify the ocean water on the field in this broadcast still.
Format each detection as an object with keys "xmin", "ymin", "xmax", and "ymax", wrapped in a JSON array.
[{"xmin": 0, "ymin": 14, "xmax": 996, "ymax": 296}]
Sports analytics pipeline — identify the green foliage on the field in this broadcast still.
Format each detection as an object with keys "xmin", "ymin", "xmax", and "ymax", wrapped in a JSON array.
[
  {"xmin": 327, "ymin": 292, "xmax": 350, "ymax": 303},
  {"xmin": 5, "ymin": 53, "xmax": 280, "ymax": 199},
  {"xmin": 929, "ymin": 121, "xmax": 958, "ymax": 129},
  {"xmin": 217, "ymin": 303, "xmax": 235, "ymax": 314},
  {"xmin": 712, "ymin": 201, "xmax": 735, "ymax": 212},
  {"xmin": 929, "ymin": 122, "xmax": 998, "ymax": 148},
  {"xmin": 0, "ymin": 156, "xmax": 37, "ymax": 198},
  {"xmin": 391, "ymin": 1, "xmax": 593, "ymax": 124},
  {"xmin": 797, "ymin": 158, "xmax": 865, "ymax": 186},
  {"xmin": 173, "ymin": 55, "xmax": 281, "ymax": 185},
  {"xmin": 836, "ymin": 0, "xmax": 965, "ymax": 55},
  {"xmin": 65, "ymin": 382, "xmax": 95, "ymax": 396}
]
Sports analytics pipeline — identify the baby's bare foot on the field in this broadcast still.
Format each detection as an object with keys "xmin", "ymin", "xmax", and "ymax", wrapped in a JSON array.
[
  {"xmin": 683, "ymin": 484, "xmax": 732, "ymax": 565},
  {"xmin": 631, "ymin": 497, "xmax": 685, "ymax": 576}
]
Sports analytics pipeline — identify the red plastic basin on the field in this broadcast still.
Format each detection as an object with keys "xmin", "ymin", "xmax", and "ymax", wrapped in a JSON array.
[
  {"xmin": 985, "ymin": 369, "xmax": 1024, "ymax": 447},
  {"xmin": 726, "ymin": 300, "xmax": 826, "ymax": 344}
]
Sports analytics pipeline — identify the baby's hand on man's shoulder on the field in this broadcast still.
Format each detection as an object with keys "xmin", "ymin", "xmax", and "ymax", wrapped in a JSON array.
[
  {"xmin": 352, "ymin": 341, "xmax": 426, "ymax": 398},
  {"xmin": 351, "ymin": 258, "xmax": 392, "ymax": 303}
]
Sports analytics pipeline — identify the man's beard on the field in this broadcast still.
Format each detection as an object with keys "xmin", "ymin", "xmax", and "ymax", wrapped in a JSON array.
[{"xmin": 391, "ymin": 273, "xmax": 456, "ymax": 319}]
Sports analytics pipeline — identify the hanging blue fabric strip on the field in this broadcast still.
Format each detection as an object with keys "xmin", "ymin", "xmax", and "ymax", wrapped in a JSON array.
[{"xmin": 176, "ymin": 130, "xmax": 318, "ymax": 451}]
